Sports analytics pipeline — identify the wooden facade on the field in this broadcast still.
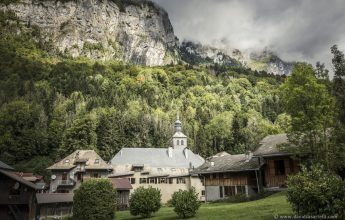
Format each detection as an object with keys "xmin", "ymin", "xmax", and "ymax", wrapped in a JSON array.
[
  {"xmin": 204, "ymin": 172, "xmax": 250, "ymax": 186},
  {"xmin": 262, "ymin": 156, "xmax": 299, "ymax": 188},
  {"xmin": 0, "ymin": 170, "xmax": 37, "ymax": 220}
]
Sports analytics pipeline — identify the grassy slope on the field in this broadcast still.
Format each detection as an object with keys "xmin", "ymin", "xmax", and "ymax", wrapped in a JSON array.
[{"xmin": 116, "ymin": 192, "xmax": 293, "ymax": 220}]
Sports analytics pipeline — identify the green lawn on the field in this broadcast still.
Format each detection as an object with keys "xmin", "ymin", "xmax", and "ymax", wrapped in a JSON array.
[{"xmin": 116, "ymin": 192, "xmax": 293, "ymax": 220}]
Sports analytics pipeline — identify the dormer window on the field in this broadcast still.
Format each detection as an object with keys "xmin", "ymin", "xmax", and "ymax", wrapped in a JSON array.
[
  {"xmin": 157, "ymin": 168, "xmax": 162, "ymax": 172},
  {"xmin": 95, "ymin": 159, "xmax": 100, "ymax": 164},
  {"xmin": 64, "ymin": 159, "xmax": 70, "ymax": 164},
  {"xmin": 181, "ymin": 140, "xmax": 184, "ymax": 145},
  {"xmin": 177, "ymin": 140, "xmax": 180, "ymax": 145}
]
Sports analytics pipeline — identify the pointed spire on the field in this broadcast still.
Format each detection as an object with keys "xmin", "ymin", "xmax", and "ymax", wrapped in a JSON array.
[{"xmin": 174, "ymin": 114, "xmax": 182, "ymax": 132}]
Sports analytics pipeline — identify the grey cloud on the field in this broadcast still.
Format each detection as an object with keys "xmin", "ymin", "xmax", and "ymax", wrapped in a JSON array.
[{"xmin": 153, "ymin": 0, "xmax": 345, "ymax": 73}]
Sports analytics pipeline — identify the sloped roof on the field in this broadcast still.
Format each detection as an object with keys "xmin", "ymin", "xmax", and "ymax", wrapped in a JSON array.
[
  {"xmin": 0, "ymin": 160, "xmax": 14, "ymax": 170},
  {"xmin": 47, "ymin": 150, "xmax": 112, "ymax": 170},
  {"xmin": 192, "ymin": 154, "xmax": 260, "ymax": 174},
  {"xmin": 173, "ymin": 131, "xmax": 187, "ymax": 138},
  {"xmin": 111, "ymin": 148, "xmax": 204, "ymax": 168},
  {"xmin": 253, "ymin": 134, "xmax": 290, "ymax": 157},
  {"xmin": 109, "ymin": 178, "xmax": 132, "ymax": 190},
  {"xmin": 36, "ymin": 193, "xmax": 73, "ymax": 204},
  {"xmin": 0, "ymin": 169, "xmax": 37, "ymax": 189}
]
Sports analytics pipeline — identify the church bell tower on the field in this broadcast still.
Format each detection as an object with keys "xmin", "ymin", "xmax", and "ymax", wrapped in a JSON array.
[{"xmin": 172, "ymin": 115, "xmax": 187, "ymax": 149}]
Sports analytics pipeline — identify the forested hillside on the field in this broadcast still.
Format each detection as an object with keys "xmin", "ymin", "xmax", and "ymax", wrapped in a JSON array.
[{"xmin": 0, "ymin": 10, "xmax": 287, "ymax": 177}]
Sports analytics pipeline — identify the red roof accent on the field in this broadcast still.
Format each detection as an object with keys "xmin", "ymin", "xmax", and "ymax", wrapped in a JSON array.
[{"xmin": 109, "ymin": 178, "xmax": 132, "ymax": 190}]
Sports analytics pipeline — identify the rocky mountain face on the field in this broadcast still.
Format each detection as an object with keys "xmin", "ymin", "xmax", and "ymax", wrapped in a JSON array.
[
  {"xmin": 180, "ymin": 41, "xmax": 293, "ymax": 75},
  {"xmin": 1, "ymin": 0, "xmax": 293, "ymax": 74},
  {"xmin": 1, "ymin": 0, "xmax": 179, "ymax": 66}
]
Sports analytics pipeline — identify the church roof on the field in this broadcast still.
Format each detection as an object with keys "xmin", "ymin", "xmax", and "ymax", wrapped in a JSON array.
[
  {"xmin": 172, "ymin": 131, "xmax": 187, "ymax": 138},
  {"xmin": 111, "ymin": 147, "xmax": 204, "ymax": 168}
]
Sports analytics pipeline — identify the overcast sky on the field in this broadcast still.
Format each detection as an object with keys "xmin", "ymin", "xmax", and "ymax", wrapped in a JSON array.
[{"xmin": 153, "ymin": 0, "xmax": 345, "ymax": 72}]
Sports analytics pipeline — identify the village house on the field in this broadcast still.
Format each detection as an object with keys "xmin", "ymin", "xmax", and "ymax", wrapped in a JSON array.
[
  {"xmin": 253, "ymin": 134, "xmax": 300, "ymax": 189},
  {"xmin": 193, "ymin": 134, "xmax": 300, "ymax": 201},
  {"xmin": 0, "ymin": 161, "xmax": 38, "ymax": 220},
  {"xmin": 192, "ymin": 151, "xmax": 261, "ymax": 201},
  {"xmin": 36, "ymin": 193, "xmax": 73, "ymax": 220},
  {"xmin": 47, "ymin": 150, "xmax": 113, "ymax": 193},
  {"xmin": 110, "ymin": 117, "xmax": 205, "ymax": 203}
]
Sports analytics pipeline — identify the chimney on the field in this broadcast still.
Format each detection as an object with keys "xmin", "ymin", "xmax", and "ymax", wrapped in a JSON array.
[
  {"xmin": 168, "ymin": 147, "xmax": 173, "ymax": 158},
  {"xmin": 245, "ymin": 151, "xmax": 253, "ymax": 162}
]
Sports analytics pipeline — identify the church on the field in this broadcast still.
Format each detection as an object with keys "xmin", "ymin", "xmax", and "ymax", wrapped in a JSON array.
[{"xmin": 110, "ymin": 116, "xmax": 205, "ymax": 203}]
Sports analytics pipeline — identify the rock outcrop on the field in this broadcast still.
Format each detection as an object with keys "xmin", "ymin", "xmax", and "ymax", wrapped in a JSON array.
[{"xmin": 1, "ymin": 0, "xmax": 179, "ymax": 66}]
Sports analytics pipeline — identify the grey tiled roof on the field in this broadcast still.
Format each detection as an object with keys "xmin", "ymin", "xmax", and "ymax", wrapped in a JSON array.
[
  {"xmin": 192, "ymin": 154, "xmax": 260, "ymax": 174},
  {"xmin": 0, "ymin": 160, "xmax": 14, "ymax": 170},
  {"xmin": 111, "ymin": 147, "xmax": 204, "ymax": 168},
  {"xmin": 253, "ymin": 134, "xmax": 289, "ymax": 157}
]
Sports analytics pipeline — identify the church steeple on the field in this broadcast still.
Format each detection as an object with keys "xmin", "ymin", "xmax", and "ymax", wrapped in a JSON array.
[
  {"xmin": 174, "ymin": 114, "xmax": 182, "ymax": 132},
  {"xmin": 172, "ymin": 114, "xmax": 187, "ymax": 149}
]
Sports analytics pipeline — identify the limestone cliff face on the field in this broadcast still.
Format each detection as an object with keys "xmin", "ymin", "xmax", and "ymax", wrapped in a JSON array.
[{"xmin": 1, "ymin": 0, "xmax": 179, "ymax": 66}]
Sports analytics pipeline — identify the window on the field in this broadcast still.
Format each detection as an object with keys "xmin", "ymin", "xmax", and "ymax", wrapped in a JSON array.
[
  {"xmin": 219, "ymin": 173, "xmax": 224, "ymax": 179},
  {"xmin": 159, "ymin": 178, "xmax": 166, "ymax": 184},
  {"xmin": 237, "ymin": 186, "xmax": 246, "ymax": 194},
  {"xmin": 93, "ymin": 173, "xmax": 100, "ymax": 178},
  {"xmin": 177, "ymin": 140, "xmax": 180, "ymax": 145},
  {"xmin": 132, "ymin": 166, "xmax": 144, "ymax": 172},
  {"xmin": 274, "ymin": 160, "xmax": 286, "ymax": 175},
  {"xmin": 219, "ymin": 186, "xmax": 223, "ymax": 198},
  {"xmin": 224, "ymin": 186, "xmax": 236, "ymax": 197},
  {"xmin": 168, "ymin": 178, "xmax": 173, "ymax": 184},
  {"xmin": 211, "ymin": 173, "xmax": 217, "ymax": 179},
  {"xmin": 201, "ymin": 190, "xmax": 205, "ymax": 196},
  {"xmin": 139, "ymin": 178, "xmax": 147, "ymax": 184},
  {"xmin": 94, "ymin": 159, "xmax": 99, "ymax": 164},
  {"xmin": 181, "ymin": 140, "xmax": 184, "ymax": 145},
  {"xmin": 171, "ymin": 168, "xmax": 176, "ymax": 172},
  {"xmin": 177, "ymin": 178, "xmax": 186, "ymax": 184},
  {"xmin": 157, "ymin": 168, "xmax": 162, "ymax": 172},
  {"xmin": 149, "ymin": 178, "xmax": 156, "ymax": 184},
  {"xmin": 129, "ymin": 178, "xmax": 136, "ymax": 184},
  {"xmin": 64, "ymin": 159, "xmax": 70, "ymax": 164}
]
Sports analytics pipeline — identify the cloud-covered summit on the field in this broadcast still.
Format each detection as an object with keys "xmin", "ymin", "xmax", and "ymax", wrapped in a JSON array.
[{"xmin": 154, "ymin": 0, "xmax": 345, "ymax": 72}]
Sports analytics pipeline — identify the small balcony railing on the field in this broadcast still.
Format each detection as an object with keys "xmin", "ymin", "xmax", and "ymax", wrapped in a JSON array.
[{"xmin": 57, "ymin": 179, "xmax": 75, "ymax": 186}]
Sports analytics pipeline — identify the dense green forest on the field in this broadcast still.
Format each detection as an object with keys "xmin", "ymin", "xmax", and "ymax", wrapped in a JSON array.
[
  {"xmin": 1, "ymin": 9, "xmax": 344, "ymax": 179},
  {"xmin": 0, "ymin": 10, "xmax": 288, "ymax": 176}
]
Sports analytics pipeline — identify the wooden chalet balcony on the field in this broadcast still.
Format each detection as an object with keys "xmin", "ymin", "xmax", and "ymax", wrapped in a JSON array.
[{"xmin": 57, "ymin": 179, "xmax": 75, "ymax": 186}]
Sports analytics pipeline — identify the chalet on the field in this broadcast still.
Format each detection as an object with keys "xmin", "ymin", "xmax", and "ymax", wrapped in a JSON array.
[
  {"xmin": 110, "ymin": 116, "xmax": 205, "ymax": 203},
  {"xmin": 194, "ymin": 134, "xmax": 300, "ymax": 201},
  {"xmin": 253, "ymin": 134, "xmax": 299, "ymax": 189},
  {"xmin": 47, "ymin": 150, "xmax": 113, "ymax": 193},
  {"xmin": 0, "ymin": 161, "xmax": 38, "ymax": 220},
  {"xmin": 192, "ymin": 152, "xmax": 261, "ymax": 201}
]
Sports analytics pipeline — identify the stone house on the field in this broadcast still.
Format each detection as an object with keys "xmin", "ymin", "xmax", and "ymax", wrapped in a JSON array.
[
  {"xmin": 47, "ymin": 150, "xmax": 113, "ymax": 193},
  {"xmin": 110, "ymin": 117, "xmax": 205, "ymax": 203}
]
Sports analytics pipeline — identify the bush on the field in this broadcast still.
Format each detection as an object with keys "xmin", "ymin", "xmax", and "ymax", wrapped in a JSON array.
[
  {"xmin": 287, "ymin": 164, "xmax": 345, "ymax": 219},
  {"xmin": 73, "ymin": 179, "xmax": 117, "ymax": 220},
  {"xmin": 171, "ymin": 188, "xmax": 201, "ymax": 218},
  {"xmin": 129, "ymin": 186, "xmax": 161, "ymax": 218}
]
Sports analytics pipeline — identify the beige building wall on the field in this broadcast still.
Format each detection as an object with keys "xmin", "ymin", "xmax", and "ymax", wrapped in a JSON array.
[{"xmin": 112, "ymin": 165, "xmax": 205, "ymax": 203}]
